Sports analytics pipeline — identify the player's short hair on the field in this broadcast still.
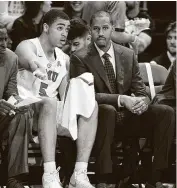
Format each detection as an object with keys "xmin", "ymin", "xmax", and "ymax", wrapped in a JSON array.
[
  {"xmin": 67, "ymin": 18, "xmax": 90, "ymax": 41},
  {"xmin": 42, "ymin": 9, "xmax": 70, "ymax": 26}
]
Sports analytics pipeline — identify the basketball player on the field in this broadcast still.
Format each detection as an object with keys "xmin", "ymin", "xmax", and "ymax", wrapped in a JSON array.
[{"xmin": 15, "ymin": 9, "xmax": 98, "ymax": 188}]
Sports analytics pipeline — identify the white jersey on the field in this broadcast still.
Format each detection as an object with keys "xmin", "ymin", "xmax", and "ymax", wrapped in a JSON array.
[{"xmin": 17, "ymin": 38, "xmax": 69, "ymax": 99}]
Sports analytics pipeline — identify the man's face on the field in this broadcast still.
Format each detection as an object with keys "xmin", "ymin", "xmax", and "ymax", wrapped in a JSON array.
[
  {"xmin": 166, "ymin": 30, "xmax": 176, "ymax": 55},
  {"xmin": 45, "ymin": 18, "xmax": 70, "ymax": 48},
  {"xmin": 70, "ymin": 36, "xmax": 89, "ymax": 53},
  {"xmin": 0, "ymin": 28, "xmax": 7, "ymax": 55},
  {"xmin": 70, "ymin": 1, "xmax": 85, "ymax": 13},
  {"xmin": 91, "ymin": 16, "xmax": 113, "ymax": 49}
]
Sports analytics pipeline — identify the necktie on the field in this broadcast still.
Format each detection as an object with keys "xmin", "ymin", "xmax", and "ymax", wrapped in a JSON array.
[{"xmin": 102, "ymin": 53, "xmax": 117, "ymax": 94}]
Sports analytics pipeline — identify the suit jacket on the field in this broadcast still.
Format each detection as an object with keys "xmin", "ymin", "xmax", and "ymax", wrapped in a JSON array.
[
  {"xmin": 0, "ymin": 48, "xmax": 18, "ymax": 100},
  {"xmin": 70, "ymin": 42, "xmax": 150, "ymax": 106},
  {"xmin": 152, "ymin": 52, "xmax": 171, "ymax": 70},
  {"xmin": 152, "ymin": 62, "xmax": 176, "ymax": 108}
]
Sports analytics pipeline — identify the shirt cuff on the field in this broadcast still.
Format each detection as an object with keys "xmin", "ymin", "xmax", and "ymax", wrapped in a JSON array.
[{"xmin": 118, "ymin": 95, "xmax": 124, "ymax": 108}]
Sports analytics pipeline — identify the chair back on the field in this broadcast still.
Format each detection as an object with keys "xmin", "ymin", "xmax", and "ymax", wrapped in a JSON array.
[{"xmin": 139, "ymin": 63, "xmax": 168, "ymax": 100}]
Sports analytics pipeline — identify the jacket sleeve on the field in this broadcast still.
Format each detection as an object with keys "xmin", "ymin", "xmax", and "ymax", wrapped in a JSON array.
[
  {"xmin": 131, "ymin": 52, "xmax": 150, "ymax": 104},
  {"xmin": 70, "ymin": 54, "xmax": 89, "ymax": 78},
  {"xmin": 4, "ymin": 56, "xmax": 19, "ymax": 100},
  {"xmin": 70, "ymin": 53, "xmax": 119, "ymax": 107}
]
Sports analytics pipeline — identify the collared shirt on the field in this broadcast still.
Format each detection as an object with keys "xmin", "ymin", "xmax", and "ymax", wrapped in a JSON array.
[
  {"xmin": 94, "ymin": 42, "xmax": 124, "ymax": 107},
  {"xmin": 94, "ymin": 42, "xmax": 116, "ymax": 76},
  {"xmin": 167, "ymin": 51, "xmax": 176, "ymax": 71}
]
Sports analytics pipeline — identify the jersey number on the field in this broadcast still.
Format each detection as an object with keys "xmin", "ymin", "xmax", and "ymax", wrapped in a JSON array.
[{"xmin": 39, "ymin": 82, "xmax": 48, "ymax": 96}]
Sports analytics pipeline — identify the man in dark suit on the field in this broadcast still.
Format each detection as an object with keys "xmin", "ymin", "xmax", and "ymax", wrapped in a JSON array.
[
  {"xmin": 153, "ymin": 61, "xmax": 176, "ymax": 111},
  {"xmin": 70, "ymin": 11, "xmax": 175, "ymax": 188},
  {"xmin": 151, "ymin": 22, "xmax": 176, "ymax": 70},
  {"xmin": 0, "ymin": 24, "xmax": 31, "ymax": 188}
]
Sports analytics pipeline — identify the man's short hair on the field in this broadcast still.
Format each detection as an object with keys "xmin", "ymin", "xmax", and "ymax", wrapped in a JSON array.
[
  {"xmin": 67, "ymin": 18, "xmax": 90, "ymax": 41},
  {"xmin": 42, "ymin": 9, "xmax": 70, "ymax": 26},
  {"xmin": 90, "ymin": 11, "xmax": 113, "ymax": 26},
  {"xmin": 165, "ymin": 21, "xmax": 176, "ymax": 37}
]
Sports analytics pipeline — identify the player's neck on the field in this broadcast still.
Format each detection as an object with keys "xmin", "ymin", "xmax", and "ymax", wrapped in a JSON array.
[{"xmin": 39, "ymin": 36, "xmax": 55, "ymax": 59}]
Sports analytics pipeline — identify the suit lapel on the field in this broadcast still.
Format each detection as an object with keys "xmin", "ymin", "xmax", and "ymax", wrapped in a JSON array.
[
  {"xmin": 89, "ymin": 44, "xmax": 112, "ymax": 93},
  {"xmin": 0, "ymin": 65, "xmax": 5, "ymax": 99},
  {"xmin": 113, "ymin": 43, "xmax": 124, "ymax": 93}
]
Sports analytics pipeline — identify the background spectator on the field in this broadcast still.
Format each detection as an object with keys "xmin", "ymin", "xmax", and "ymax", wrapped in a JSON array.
[
  {"xmin": 125, "ymin": 1, "xmax": 155, "ymax": 60},
  {"xmin": 10, "ymin": 1, "xmax": 52, "ymax": 51},
  {"xmin": 150, "ymin": 22, "xmax": 176, "ymax": 70},
  {"xmin": 64, "ymin": 1, "xmax": 85, "ymax": 19}
]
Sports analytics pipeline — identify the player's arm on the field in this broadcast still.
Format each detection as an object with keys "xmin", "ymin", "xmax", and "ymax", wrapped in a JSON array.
[
  {"xmin": 15, "ymin": 40, "xmax": 39, "ymax": 72},
  {"xmin": 15, "ymin": 40, "xmax": 47, "ymax": 80}
]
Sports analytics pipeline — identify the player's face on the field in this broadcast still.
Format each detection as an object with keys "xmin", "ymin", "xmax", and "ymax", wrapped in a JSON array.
[
  {"xmin": 91, "ymin": 16, "xmax": 113, "ymax": 49},
  {"xmin": 0, "ymin": 28, "xmax": 7, "ymax": 55},
  {"xmin": 70, "ymin": 36, "xmax": 89, "ymax": 53},
  {"xmin": 47, "ymin": 18, "xmax": 70, "ymax": 48},
  {"xmin": 166, "ymin": 30, "xmax": 176, "ymax": 55}
]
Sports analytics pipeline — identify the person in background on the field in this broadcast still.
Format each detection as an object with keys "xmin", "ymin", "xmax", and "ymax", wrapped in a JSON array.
[
  {"xmin": 125, "ymin": 1, "xmax": 154, "ymax": 60},
  {"xmin": 10, "ymin": 1, "xmax": 52, "ymax": 51},
  {"xmin": 70, "ymin": 11, "xmax": 175, "ymax": 188},
  {"xmin": 0, "ymin": 23, "xmax": 31, "ymax": 188},
  {"xmin": 64, "ymin": 1, "xmax": 85, "ymax": 20},
  {"xmin": 150, "ymin": 22, "xmax": 176, "ymax": 71}
]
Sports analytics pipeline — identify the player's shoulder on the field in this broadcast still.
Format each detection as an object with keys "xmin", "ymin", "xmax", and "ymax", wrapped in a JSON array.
[{"xmin": 55, "ymin": 47, "xmax": 70, "ymax": 62}]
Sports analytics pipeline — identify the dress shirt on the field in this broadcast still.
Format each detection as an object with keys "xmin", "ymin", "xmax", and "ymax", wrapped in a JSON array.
[
  {"xmin": 94, "ymin": 42, "xmax": 116, "ymax": 75},
  {"xmin": 94, "ymin": 42, "xmax": 124, "ymax": 107}
]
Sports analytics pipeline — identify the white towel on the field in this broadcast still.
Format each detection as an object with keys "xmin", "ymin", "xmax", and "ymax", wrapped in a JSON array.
[{"xmin": 60, "ymin": 73, "xmax": 96, "ymax": 140}]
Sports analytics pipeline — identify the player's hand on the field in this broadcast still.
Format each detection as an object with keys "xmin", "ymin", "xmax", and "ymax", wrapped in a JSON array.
[
  {"xmin": 0, "ymin": 99, "xmax": 16, "ymax": 116},
  {"xmin": 30, "ymin": 60, "xmax": 48, "ymax": 80}
]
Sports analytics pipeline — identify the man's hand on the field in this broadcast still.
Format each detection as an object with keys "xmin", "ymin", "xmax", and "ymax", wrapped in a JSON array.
[
  {"xmin": 120, "ymin": 95, "xmax": 148, "ymax": 115},
  {"xmin": 0, "ymin": 99, "xmax": 16, "ymax": 116},
  {"xmin": 131, "ymin": 94, "xmax": 148, "ymax": 115}
]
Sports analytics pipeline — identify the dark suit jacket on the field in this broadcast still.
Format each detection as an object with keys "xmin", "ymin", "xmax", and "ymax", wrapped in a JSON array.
[
  {"xmin": 0, "ymin": 49, "xmax": 18, "ymax": 100},
  {"xmin": 70, "ymin": 42, "xmax": 150, "ymax": 106},
  {"xmin": 153, "ymin": 62, "xmax": 176, "ymax": 109},
  {"xmin": 152, "ymin": 52, "xmax": 172, "ymax": 70}
]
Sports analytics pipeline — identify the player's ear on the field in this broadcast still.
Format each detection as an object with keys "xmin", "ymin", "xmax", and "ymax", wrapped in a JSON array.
[
  {"xmin": 43, "ymin": 23, "xmax": 49, "ymax": 33},
  {"xmin": 86, "ymin": 34, "xmax": 91, "ymax": 45}
]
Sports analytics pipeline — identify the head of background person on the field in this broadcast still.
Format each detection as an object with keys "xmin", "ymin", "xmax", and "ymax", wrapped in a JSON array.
[
  {"xmin": 64, "ymin": 1, "xmax": 85, "ymax": 19},
  {"xmin": 41, "ymin": 9, "xmax": 70, "ymax": 49},
  {"xmin": 90, "ymin": 11, "xmax": 114, "ymax": 52},
  {"xmin": 67, "ymin": 18, "xmax": 91, "ymax": 54},
  {"xmin": 125, "ymin": 1, "xmax": 140, "ymax": 18},
  {"xmin": 0, "ymin": 23, "xmax": 8, "ymax": 57},
  {"xmin": 23, "ymin": 1, "xmax": 52, "ymax": 21},
  {"xmin": 165, "ymin": 21, "xmax": 176, "ymax": 56}
]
